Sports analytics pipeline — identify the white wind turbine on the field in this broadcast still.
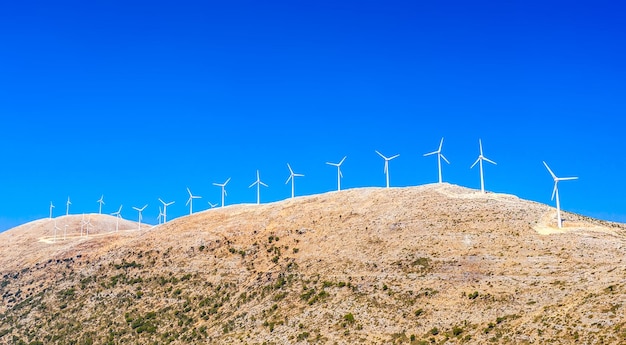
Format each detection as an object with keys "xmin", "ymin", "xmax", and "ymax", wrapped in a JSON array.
[
  {"xmin": 326, "ymin": 156, "xmax": 347, "ymax": 191},
  {"xmin": 158, "ymin": 198, "xmax": 175, "ymax": 223},
  {"xmin": 157, "ymin": 206, "xmax": 164, "ymax": 225},
  {"xmin": 66, "ymin": 197, "xmax": 71, "ymax": 216},
  {"xmin": 543, "ymin": 161, "xmax": 578, "ymax": 228},
  {"xmin": 208, "ymin": 202, "xmax": 218, "ymax": 208},
  {"xmin": 285, "ymin": 164, "xmax": 304, "ymax": 199},
  {"xmin": 249, "ymin": 170, "xmax": 268, "ymax": 204},
  {"xmin": 85, "ymin": 216, "xmax": 93, "ymax": 237},
  {"xmin": 80, "ymin": 214, "xmax": 86, "ymax": 237},
  {"xmin": 213, "ymin": 178, "xmax": 231, "ymax": 208},
  {"xmin": 470, "ymin": 139, "xmax": 497, "ymax": 193},
  {"xmin": 49, "ymin": 201, "xmax": 55, "ymax": 219},
  {"xmin": 424, "ymin": 137, "xmax": 450, "ymax": 184},
  {"xmin": 132, "ymin": 205, "xmax": 147, "ymax": 230},
  {"xmin": 186, "ymin": 188, "xmax": 201, "ymax": 215},
  {"xmin": 375, "ymin": 151, "xmax": 399, "ymax": 188},
  {"xmin": 111, "ymin": 205, "xmax": 123, "ymax": 232},
  {"xmin": 53, "ymin": 220, "xmax": 61, "ymax": 243},
  {"xmin": 97, "ymin": 195, "xmax": 105, "ymax": 214}
]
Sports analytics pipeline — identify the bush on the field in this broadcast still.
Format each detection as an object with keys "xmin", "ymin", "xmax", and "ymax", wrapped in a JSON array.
[
  {"xmin": 343, "ymin": 313, "xmax": 355, "ymax": 323},
  {"xmin": 415, "ymin": 309, "xmax": 424, "ymax": 317},
  {"xmin": 429, "ymin": 327, "xmax": 439, "ymax": 335},
  {"xmin": 452, "ymin": 325, "xmax": 463, "ymax": 336}
]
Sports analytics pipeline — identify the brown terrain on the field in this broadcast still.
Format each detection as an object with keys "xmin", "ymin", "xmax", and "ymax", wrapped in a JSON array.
[{"xmin": 0, "ymin": 183, "xmax": 624, "ymax": 344}]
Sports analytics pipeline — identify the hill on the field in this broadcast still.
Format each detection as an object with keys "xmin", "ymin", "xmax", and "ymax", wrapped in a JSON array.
[{"xmin": 0, "ymin": 184, "xmax": 624, "ymax": 344}]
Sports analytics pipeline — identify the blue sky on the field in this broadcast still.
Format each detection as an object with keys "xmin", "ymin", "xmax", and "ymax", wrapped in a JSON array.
[{"xmin": 1, "ymin": 1, "xmax": 625, "ymax": 230}]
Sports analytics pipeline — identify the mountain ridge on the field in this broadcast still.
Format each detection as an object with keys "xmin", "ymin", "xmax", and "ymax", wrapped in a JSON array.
[{"xmin": 0, "ymin": 183, "xmax": 624, "ymax": 344}]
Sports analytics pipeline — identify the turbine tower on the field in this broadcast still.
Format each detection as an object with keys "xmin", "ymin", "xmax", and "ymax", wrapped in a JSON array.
[
  {"xmin": 49, "ymin": 201, "xmax": 55, "ymax": 219},
  {"xmin": 326, "ymin": 156, "xmax": 347, "ymax": 191},
  {"xmin": 424, "ymin": 137, "xmax": 450, "ymax": 183},
  {"xmin": 543, "ymin": 161, "xmax": 578, "ymax": 228},
  {"xmin": 66, "ymin": 197, "xmax": 71, "ymax": 216},
  {"xmin": 285, "ymin": 164, "xmax": 304, "ymax": 199},
  {"xmin": 111, "ymin": 205, "xmax": 123, "ymax": 232},
  {"xmin": 213, "ymin": 178, "xmax": 231, "ymax": 208},
  {"xmin": 158, "ymin": 198, "xmax": 175, "ymax": 223},
  {"xmin": 132, "ymin": 205, "xmax": 147, "ymax": 230},
  {"xmin": 470, "ymin": 139, "xmax": 497, "ymax": 193},
  {"xmin": 249, "ymin": 170, "xmax": 268, "ymax": 204},
  {"xmin": 186, "ymin": 188, "xmax": 201, "ymax": 215},
  {"xmin": 97, "ymin": 195, "xmax": 105, "ymax": 214},
  {"xmin": 375, "ymin": 151, "xmax": 399, "ymax": 188}
]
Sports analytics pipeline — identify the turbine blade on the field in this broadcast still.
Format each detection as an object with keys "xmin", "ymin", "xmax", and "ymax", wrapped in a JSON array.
[
  {"xmin": 483, "ymin": 157, "xmax": 497, "ymax": 165},
  {"xmin": 389, "ymin": 154, "xmax": 400, "ymax": 160},
  {"xmin": 543, "ymin": 161, "xmax": 557, "ymax": 180},
  {"xmin": 186, "ymin": 197, "xmax": 191, "ymax": 206},
  {"xmin": 470, "ymin": 158, "xmax": 480, "ymax": 169},
  {"xmin": 375, "ymin": 150, "xmax": 386, "ymax": 159},
  {"xmin": 441, "ymin": 154, "xmax": 450, "ymax": 164},
  {"xmin": 559, "ymin": 177, "xmax": 578, "ymax": 181},
  {"xmin": 260, "ymin": 181, "xmax": 268, "ymax": 187},
  {"xmin": 339, "ymin": 156, "xmax": 347, "ymax": 165},
  {"xmin": 551, "ymin": 183, "xmax": 557, "ymax": 201},
  {"xmin": 249, "ymin": 181, "xmax": 256, "ymax": 188},
  {"xmin": 384, "ymin": 161, "xmax": 388, "ymax": 174},
  {"xmin": 158, "ymin": 198, "xmax": 165, "ymax": 205},
  {"xmin": 423, "ymin": 151, "xmax": 437, "ymax": 157},
  {"xmin": 224, "ymin": 177, "xmax": 231, "ymax": 185},
  {"xmin": 287, "ymin": 163, "xmax": 294, "ymax": 174},
  {"xmin": 295, "ymin": 173, "xmax": 304, "ymax": 177},
  {"xmin": 339, "ymin": 170, "xmax": 343, "ymax": 178},
  {"xmin": 187, "ymin": 187, "xmax": 192, "ymax": 196},
  {"xmin": 438, "ymin": 137, "xmax": 444, "ymax": 151},
  {"xmin": 479, "ymin": 139, "xmax": 483, "ymax": 155},
  {"xmin": 285, "ymin": 175, "xmax": 292, "ymax": 184}
]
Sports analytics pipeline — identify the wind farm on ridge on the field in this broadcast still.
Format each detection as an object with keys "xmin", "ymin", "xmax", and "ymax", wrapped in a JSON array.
[{"xmin": 39, "ymin": 137, "xmax": 579, "ymax": 241}]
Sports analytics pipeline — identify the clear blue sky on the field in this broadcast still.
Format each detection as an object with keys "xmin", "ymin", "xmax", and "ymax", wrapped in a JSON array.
[{"xmin": 1, "ymin": 0, "xmax": 625, "ymax": 230}]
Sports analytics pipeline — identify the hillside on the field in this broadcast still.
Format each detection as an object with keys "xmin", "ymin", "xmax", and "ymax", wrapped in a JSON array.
[{"xmin": 0, "ymin": 183, "xmax": 624, "ymax": 344}]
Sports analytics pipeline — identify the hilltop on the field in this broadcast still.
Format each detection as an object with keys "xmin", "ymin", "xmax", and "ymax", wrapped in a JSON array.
[{"xmin": 0, "ymin": 184, "xmax": 624, "ymax": 344}]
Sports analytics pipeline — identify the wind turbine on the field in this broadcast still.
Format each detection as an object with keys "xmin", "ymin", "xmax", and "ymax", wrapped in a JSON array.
[
  {"xmin": 49, "ymin": 201, "xmax": 55, "ymax": 219},
  {"xmin": 375, "ymin": 151, "xmax": 399, "ymax": 188},
  {"xmin": 85, "ymin": 216, "xmax": 93, "ymax": 237},
  {"xmin": 213, "ymin": 178, "xmax": 231, "ymax": 208},
  {"xmin": 80, "ymin": 214, "xmax": 86, "ymax": 237},
  {"xmin": 132, "ymin": 205, "xmax": 147, "ymax": 230},
  {"xmin": 66, "ymin": 197, "xmax": 71, "ymax": 216},
  {"xmin": 186, "ymin": 188, "xmax": 201, "ymax": 215},
  {"xmin": 249, "ymin": 170, "xmax": 268, "ymax": 204},
  {"xmin": 424, "ymin": 137, "xmax": 450, "ymax": 184},
  {"xmin": 111, "ymin": 205, "xmax": 122, "ymax": 232},
  {"xmin": 97, "ymin": 195, "xmax": 105, "ymax": 214},
  {"xmin": 326, "ymin": 156, "xmax": 347, "ymax": 191},
  {"xmin": 543, "ymin": 161, "xmax": 578, "ymax": 228},
  {"xmin": 470, "ymin": 139, "xmax": 497, "ymax": 193},
  {"xmin": 285, "ymin": 164, "xmax": 304, "ymax": 199},
  {"xmin": 53, "ymin": 220, "xmax": 61, "ymax": 243},
  {"xmin": 208, "ymin": 202, "xmax": 218, "ymax": 208},
  {"xmin": 157, "ymin": 206, "xmax": 164, "ymax": 225},
  {"xmin": 158, "ymin": 198, "xmax": 175, "ymax": 223}
]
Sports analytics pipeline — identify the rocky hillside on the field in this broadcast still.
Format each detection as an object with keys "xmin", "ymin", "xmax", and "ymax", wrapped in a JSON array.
[{"xmin": 0, "ymin": 184, "xmax": 624, "ymax": 344}]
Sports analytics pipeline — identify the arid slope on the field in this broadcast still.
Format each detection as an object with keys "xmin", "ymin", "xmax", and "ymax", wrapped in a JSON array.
[{"xmin": 0, "ymin": 184, "xmax": 624, "ymax": 344}]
